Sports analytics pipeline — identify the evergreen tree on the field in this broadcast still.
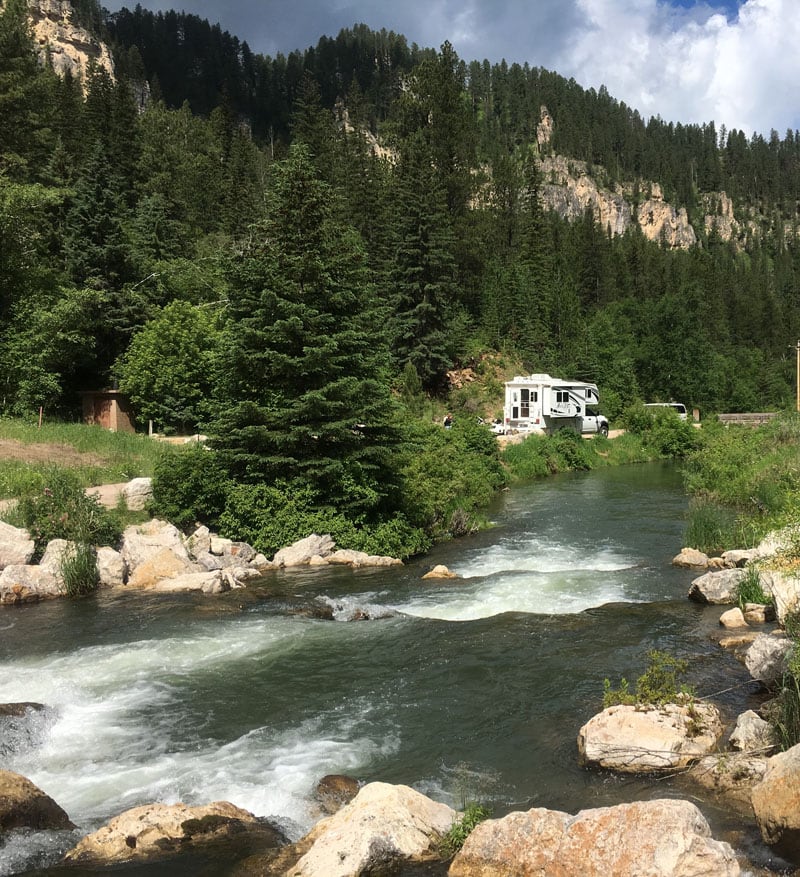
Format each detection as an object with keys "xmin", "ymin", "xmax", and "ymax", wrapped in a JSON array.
[{"xmin": 213, "ymin": 144, "xmax": 399, "ymax": 514}]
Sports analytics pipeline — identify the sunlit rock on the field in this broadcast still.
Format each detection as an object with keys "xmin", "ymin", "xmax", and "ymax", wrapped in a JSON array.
[
  {"xmin": 730, "ymin": 710, "xmax": 776, "ymax": 753},
  {"xmin": 752, "ymin": 743, "xmax": 800, "ymax": 862},
  {"xmin": 121, "ymin": 477, "xmax": 152, "ymax": 511},
  {"xmin": 422, "ymin": 564, "xmax": 459, "ymax": 580},
  {"xmin": 720, "ymin": 607, "xmax": 748, "ymax": 629},
  {"xmin": 672, "ymin": 547, "xmax": 709, "ymax": 569},
  {"xmin": 273, "ymin": 534, "xmax": 336, "ymax": 567},
  {"xmin": 745, "ymin": 633, "xmax": 792, "ymax": 685},
  {"xmin": 760, "ymin": 570, "xmax": 800, "ymax": 625},
  {"xmin": 688, "ymin": 568, "xmax": 746, "ymax": 604},
  {"xmin": 63, "ymin": 800, "xmax": 286, "ymax": 866},
  {"xmin": 120, "ymin": 519, "xmax": 191, "ymax": 573},
  {"xmin": 96, "ymin": 546, "xmax": 126, "ymax": 587},
  {"xmin": 577, "ymin": 702, "xmax": 722, "ymax": 772},
  {"xmin": 0, "ymin": 520, "xmax": 35, "ymax": 571},
  {"xmin": 0, "ymin": 563, "xmax": 63, "ymax": 604},
  {"xmin": 689, "ymin": 753, "xmax": 768, "ymax": 813},
  {"xmin": 449, "ymin": 799, "xmax": 739, "ymax": 877},
  {"xmin": 286, "ymin": 782, "xmax": 455, "ymax": 877}
]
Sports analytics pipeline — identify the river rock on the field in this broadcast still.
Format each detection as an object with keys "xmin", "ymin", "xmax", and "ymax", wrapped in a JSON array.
[
  {"xmin": 150, "ymin": 570, "xmax": 227, "ymax": 594},
  {"xmin": 448, "ymin": 799, "xmax": 739, "ymax": 877},
  {"xmin": 210, "ymin": 535, "xmax": 233, "ymax": 555},
  {"xmin": 689, "ymin": 752, "xmax": 768, "ymax": 812},
  {"xmin": 0, "ymin": 520, "xmax": 35, "ymax": 570},
  {"xmin": 577, "ymin": 702, "xmax": 722, "ymax": 772},
  {"xmin": 121, "ymin": 477, "xmax": 153, "ymax": 511},
  {"xmin": 0, "ymin": 563, "xmax": 63, "ymax": 604},
  {"xmin": 723, "ymin": 549, "xmax": 759, "ymax": 567},
  {"xmin": 729, "ymin": 709, "xmax": 776, "ymax": 753},
  {"xmin": 0, "ymin": 769, "xmax": 75, "ymax": 832},
  {"xmin": 313, "ymin": 774, "xmax": 361, "ymax": 815},
  {"xmin": 720, "ymin": 607, "xmax": 748, "ymax": 628},
  {"xmin": 422, "ymin": 564, "xmax": 459, "ymax": 579},
  {"xmin": 38, "ymin": 538, "xmax": 76, "ymax": 584},
  {"xmin": 327, "ymin": 549, "xmax": 403, "ymax": 567},
  {"xmin": 286, "ymin": 782, "xmax": 456, "ymax": 877},
  {"xmin": 745, "ymin": 633, "xmax": 792, "ymax": 685},
  {"xmin": 752, "ymin": 742, "xmax": 800, "ymax": 861},
  {"xmin": 120, "ymin": 519, "xmax": 191, "ymax": 574},
  {"xmin": 273, "ymin": 534, "xmax": 335, "ymax": 567},
  {"xmin": 672, "ymin": 547, "xmax": 709, "ymax": 569},
  {"xmin": 744, "ymin": 602, "xmax": 776, "ymax": 624},
  {"xmin": 63, "ymin": 800, "xmax": 285, "ymax": 866},
  {"xmin": 126, "ymin": 546, "xmax": 195, "ymax": 589},
  {"xmin": 759, "ymin": 570, "xmax": 800, "ymax": 625},
  {"xmin": 688, "ymin": 567, "xmax": 746, "ymax": 604},
  {"xmin": 186, "ymin": 525, "xmax": 211, "ymax": 557},
  {"xmin": 96, "ymin": 546, "xmax": 126, "ymax": 587}
]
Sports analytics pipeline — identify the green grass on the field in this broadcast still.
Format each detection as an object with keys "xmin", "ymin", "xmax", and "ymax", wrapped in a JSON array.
[{"xmin": 0, "ymin": 417, "xmax": 174, "ymax": 497}]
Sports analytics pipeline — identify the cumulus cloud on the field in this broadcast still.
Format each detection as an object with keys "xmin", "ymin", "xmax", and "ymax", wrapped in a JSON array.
[{"xmin": 103, "ymin": 0, "xmax": 800, "ymax": 136}]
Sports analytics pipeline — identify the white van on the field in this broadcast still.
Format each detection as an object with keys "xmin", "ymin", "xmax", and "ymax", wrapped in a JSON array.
[{"xmin": 643, "ymin": 402, "xmax": 688, "ymax": 421}]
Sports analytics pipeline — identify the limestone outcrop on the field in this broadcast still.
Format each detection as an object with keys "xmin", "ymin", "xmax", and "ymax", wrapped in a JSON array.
[
  {"xmin": 577, "ymin": 702, "xmax": 722, "ymax": 772},
  {"xmin": 63, "ymin": 800, "xmax": 286, "ymax": 866},
  {"xmin": 449, "ymin": 799, "xmax": 739, "ymax": 877},
  {"xmin": 286, "ymin": 782, "xmax": 455, "ymax": 877}
]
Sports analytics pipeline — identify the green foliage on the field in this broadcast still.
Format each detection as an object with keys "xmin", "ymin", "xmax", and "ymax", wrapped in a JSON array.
[
  {"xmin": 684, "ymin": 497, "xmax": 740, "ymax": 555},
  {"xmin": 603, "ymin": 650, "xmax": 694, "ymax": 708},
  {"xmin": 735, "ymin": 566, "xmax": 769, "ymax": 610},
  {"xmin": 769, "ymin": 614, "xmax": 800, "ymax": 751},
  {"xmin": 61, "ymin": 541, "xmax": 99, "ymax": 597},
  {"xmin": 150, "ymin": 444, "xmax": 232, "ymax": 530},
  {"xmin": 115, "ymin": 300, "xmax": 223, "ymax": 433},
  {"xmin": 12, "ymin": 466, "xmax": 121, "ymax": 555},
  {"xmin": 621, "ymin": 403, "xmax": 699, "ymax": 458},
  {"xmin": 439, "ymin": 803, "xmax": 492, "ymax": 859}
]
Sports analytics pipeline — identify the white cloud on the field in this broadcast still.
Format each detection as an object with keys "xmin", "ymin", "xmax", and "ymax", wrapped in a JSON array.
[{"xmin": 551, "ymin": 0, "xmax": 800, "ymax": 135}]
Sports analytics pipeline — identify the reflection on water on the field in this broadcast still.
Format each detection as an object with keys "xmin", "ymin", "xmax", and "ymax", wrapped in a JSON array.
[{"xmin": 0, "ymin": 464, "xmax": 771, "ymax": 874}]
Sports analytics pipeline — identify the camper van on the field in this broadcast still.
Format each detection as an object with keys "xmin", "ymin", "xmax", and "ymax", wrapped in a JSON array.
[
  {"xmin": 643, "ymin": 402, "xmax": 688, "ymax": 421},
  {"xmin": 503, "ymin": 374, "xmax": 606, "ymax": 435}
]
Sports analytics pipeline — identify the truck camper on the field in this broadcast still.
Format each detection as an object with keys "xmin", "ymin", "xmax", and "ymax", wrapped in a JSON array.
[{"xmin": 503, "ymin": 373, "xmax": 606, "ymax": 436}]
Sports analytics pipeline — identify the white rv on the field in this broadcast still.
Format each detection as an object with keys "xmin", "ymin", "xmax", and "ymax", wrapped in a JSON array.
[{"xmin": 503, "ymin": 373, "xmax": 602, "ymax": 435}]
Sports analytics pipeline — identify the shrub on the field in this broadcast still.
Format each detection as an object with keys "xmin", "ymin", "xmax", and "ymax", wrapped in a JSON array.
[
  {"xmin": 439, "ymin": 803, "xmax": 492, "ymax": 859},
  {"xmin": 13, "ymin": 466, "xmax": 121, "ymax": 556},
  {"xmin": 603, "ymin": 650, "xmax": 694, "ymax": 708},
  {"xmin": 735, "ymin": 566, "xmax": 769, "ymax": 610},
  {"xmin": 684, "ymin": 497, "xmax": 739, "ymax": 555},
  {"xmin": 61, "ymin": 542, "xmax": 99, "ymax": 597},
  {"xmin": 151, "ymin": 445, "xmax": 232, "ymax": 530}
]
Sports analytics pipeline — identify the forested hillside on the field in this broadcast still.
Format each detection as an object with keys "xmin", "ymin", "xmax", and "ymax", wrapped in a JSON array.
[{"xmin": 2, "ymin": 0, "xmax": 800, "ymax": 431}]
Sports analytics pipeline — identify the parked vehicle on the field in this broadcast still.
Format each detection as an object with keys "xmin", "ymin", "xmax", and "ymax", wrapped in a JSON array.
[
  {"xmin": 580, "ymin": 408, "xmax": 609, "ymax": 436},
  {"xmin": 643, "ymin": 402, "xmax": 688, "ymax": 421},
  {"xmin": 503, "ymin": 373, "xmax": 602, "ymax": 435}
]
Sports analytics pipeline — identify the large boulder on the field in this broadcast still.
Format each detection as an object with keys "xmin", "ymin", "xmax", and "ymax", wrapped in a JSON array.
[
  {"xmin": 120, "ymin": 519, "xmax": 191, "ymax": 574},
  {"xmin": 672, "ymin": 547, "xmax": 709, "ymax": 570},
  {"xmin": 126, "ymin": 547, "xmax": 195, "ymax": 589},
  {"xmin": 96, "ymin": 546, "xmax": 126, "ymax": 587},
  {"xmin": 63, "ymin": 800, "xmax": 285, "ymax": 866},
  {"xmin": 121, "ymin": 477, "xmax": 153, "ymax": 511},
  {"xmin": 0, "ymin": 770, "xmax": 74, "ymax": 832},
  {"xmin": 745, "ymin": 633, "xmax": 792, "ymax": 685},
  {"xmin": 273, "ymin": 534, "xmax": 335, "ymax": 568},
  {"xmin": 729, "ymin": 709, "xmax": 777, "ymax": 753},
  {"xmin": 0, "ymin": 520, "xmax": 35, "ymax": 570},
  {"xmin": 760, "ymin": 570, "xmax": 800, "ymax": 625},
  {"xmin": 688, "ymin": 568, "xmax": 746, "ymax": 604},
  {"xmin": 0, "ymin": 564, "xmax": 63, "ymax": 605},
  {"xmin": 150, "ymin": 570, "xmax": 228, "ymax": 595},
  {"xmin": 38, "ymin": 538, "xmax": 76, "ymax": 584},
  {"xmin": 449, "ymin": 799, "xmax": 739, "ymax": 877},
  {"xmin": 327, "ymin": 549, "xmax": 402, "ymax": 568},
  {"xmin": 577, "ymin": 702, "xmax": 723, "ymax": 772},
  {"xmin": 752, "ymin": 742, "xmax": 800, "ymax": 861},
  {"xmin": 286, "ymin": 782, "xmax": 455, "ymax": 877}
]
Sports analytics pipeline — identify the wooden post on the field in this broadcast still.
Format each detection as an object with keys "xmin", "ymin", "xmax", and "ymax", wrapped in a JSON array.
[
  {"xmin": 796, "ymin": 340, "xmax": 800, "ymax": 413},
  {"xmin": 38, "ymin": 406, "xmax": 43, "ymax": 428}
]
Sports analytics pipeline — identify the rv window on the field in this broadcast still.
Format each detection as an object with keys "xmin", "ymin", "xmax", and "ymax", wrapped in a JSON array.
[
  {"xmin": 521, "ymin": 389, "xmax": 529, "ymax": 403},
  {"xmin": 512, "ymin": 406, "xmax": 519, "ymax": 419}
]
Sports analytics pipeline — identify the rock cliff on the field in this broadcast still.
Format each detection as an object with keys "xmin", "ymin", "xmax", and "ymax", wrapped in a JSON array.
[{"xmin": 11, "ymin": 0, "xmax": 115, "ymax": 84}]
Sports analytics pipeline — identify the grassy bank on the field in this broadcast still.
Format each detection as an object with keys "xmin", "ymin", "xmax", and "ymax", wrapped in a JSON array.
[
  {"xmin": 0, "ymin": 418, "xmax": 173, "ymax": 498},
  {"xmin": 682, "ymin": 413, "xmax": 800, "ymax": 553}
]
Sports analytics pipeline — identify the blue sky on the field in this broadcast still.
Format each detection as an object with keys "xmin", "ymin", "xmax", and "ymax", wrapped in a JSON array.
[{"xmin": 102, "ymin": 0, "xmax": 799, "ymax": 137}]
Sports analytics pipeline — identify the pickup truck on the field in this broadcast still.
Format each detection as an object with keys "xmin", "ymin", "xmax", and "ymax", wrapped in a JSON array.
[{"xmin": 580, "ymin": 408, "xmax": 609, "ymax": 436}]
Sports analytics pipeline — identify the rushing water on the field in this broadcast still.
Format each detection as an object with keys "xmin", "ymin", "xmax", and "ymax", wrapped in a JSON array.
[{"xmin": 0, "ymin": 464, "xmax": 779, "ymax": 874}]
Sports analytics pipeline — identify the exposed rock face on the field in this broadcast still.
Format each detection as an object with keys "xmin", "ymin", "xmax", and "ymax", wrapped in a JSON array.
[
  {"xmin": 23, "ymin": 0, "xmax": 115, "ymax": 83},
  {"xmin": 0, "ymin": 769, "xmax": 75, "ymax": 832},
  {"xmin": 449, "ymin": 799, "xmax": 739, "ymax": 877},
  {"xmin": 63, "ymin": 800, "xmax": 285, "ymax": 866},
  {"xmin": 752, "ymin": 743, "xmax": 800, "ymax": 862},
  {"xmin": 688, "ymin": 567, "xmax": 746, "ymax": 604},
  {"xmin": 577, "ymin": 702, "xmax": 722, "ymax": 772},
  {"xmin": 0, "ymin": 520, "xmax": 35, "ymax": 571},
  {"xmin": 745, "ymin": 633, "xmax": 792, "ymax": 685},
  {"xmin": 286, "ymin": 782, "xmax": 455, "ymax": 877}
]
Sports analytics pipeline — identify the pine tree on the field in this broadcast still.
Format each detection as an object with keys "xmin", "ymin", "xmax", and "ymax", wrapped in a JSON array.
[{"xmin": 213, "ymin": 144, "xmax": 399, "ymax": 514}]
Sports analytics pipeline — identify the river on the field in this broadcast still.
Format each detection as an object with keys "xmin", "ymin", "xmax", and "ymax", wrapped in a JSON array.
[{"xmin": 0, "ymin": 463, "xmax": 781, "ymax": 874}]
